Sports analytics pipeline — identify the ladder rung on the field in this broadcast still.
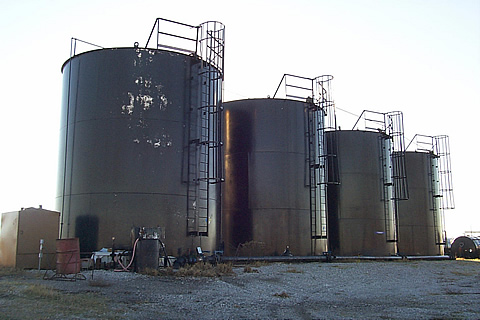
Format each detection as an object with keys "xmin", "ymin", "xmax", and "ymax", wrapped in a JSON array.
[
  {"xmin": 285, "ymin": 83, "xmax": 312, "ymax": 91},
  {"xmin": 286, "ymin": 94, "xmax": 308, "ymax": 100},
  {"xmin": 364, "ymin": 117, "xmax": 385, "ymax": 124}
]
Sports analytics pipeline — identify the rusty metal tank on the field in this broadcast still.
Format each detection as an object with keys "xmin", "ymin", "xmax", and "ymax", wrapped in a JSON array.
[
  {"xmin": 450, "ymin": 236, "xmax": 480, "ymax": 259},
  {"xmin": 326, "ymin": 130, "xmax": 397, "ymax": 256},
  {"xmin": 396, "ymin": 151, "xmax": 445, "ymax": 255},
  {"xmin": 57, "ymin": 47, "xmax": 220, "ymax": 254},
  {"xmin": 222, "ymin": 98, "xmax": 324, "ymax": 256}
]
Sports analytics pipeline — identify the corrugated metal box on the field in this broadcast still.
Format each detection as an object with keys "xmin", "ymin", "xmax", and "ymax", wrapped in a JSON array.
[{"xmin": 0, "ymin": 208, "xmax": 59, "ymax": 269}]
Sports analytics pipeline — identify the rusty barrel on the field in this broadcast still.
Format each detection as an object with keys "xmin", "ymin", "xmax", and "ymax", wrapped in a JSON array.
[{"xmin": 56, "ymin": 238, "xmax": 81, "ymax": 274}]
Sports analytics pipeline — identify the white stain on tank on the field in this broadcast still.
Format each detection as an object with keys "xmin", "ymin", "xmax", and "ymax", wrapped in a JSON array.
[
  {"xmin": 135, "ymin": 76, "xmax": 152, "ymax": 88},
  {"xmin": 136, "ymin": 118, "xmax": 147, "ymax": 129},
  {"xmin": 124, "ymin": 49, "xmax": 173, "ymax": 147},
  {"xmin": 121, "ymin": 92, "xmax": 135, "ymax": 115},
  {"xmin": 159, "ymin": 95, "xmax": 168, "ymax": 110},
  {"xmin": 152, "ymin": 133, "xmax": 173, "ymax": 148},
  {"xmin": 137, "ymin": 94, "xmax": 153, "ymax": 110}
]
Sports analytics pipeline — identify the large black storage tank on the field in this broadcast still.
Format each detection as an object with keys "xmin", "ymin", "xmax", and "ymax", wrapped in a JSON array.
[
  {"xmin": 397, "ymin": 151, "xmax": 445, "ymax": 255},
  {"xmin": 222, "ymin": 99, "xmax": 326, "ymax": 256},
  {"xmin": 327, "ymin": 130, "xmax": 396, "ymax": 256},
  {"xmin": 57, "ymin": 47, "xmax": 220, "ymax": 254}
]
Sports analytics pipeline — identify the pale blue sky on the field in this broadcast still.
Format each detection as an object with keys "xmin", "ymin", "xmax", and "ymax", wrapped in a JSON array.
[{"xmin": 1, "ymin": 0, "xmax": 479, "ymax": 238}]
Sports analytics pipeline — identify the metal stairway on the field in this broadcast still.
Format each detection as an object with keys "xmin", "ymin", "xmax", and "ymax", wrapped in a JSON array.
[
  {"xmin": 186, "ymin": 22, "xmax": 225, "ymax": 236},
  {"xmin": 407, "ymin": 134, "xmax": 455, "ymax": 246},
  {"xmin": 273, "ymin": 74, "xmax": 337, "ymax": 253},
  {"xmin": 353, "ymin": 110, "xmax": 409, "ymax": 243},
  {"xmin": 145, "ymin": 18, "xmax": 225, "ymax": 237},
  {"xmin": 379, "ymin": 133, "xmax": 396, "ymax": 242},
  {"xmin": 429, "ymin": 154, "xmax": 444, "ymax": 245},
  {"xmin": 306, "ymin": 101, "xmax": 326, "ymax": 243}
]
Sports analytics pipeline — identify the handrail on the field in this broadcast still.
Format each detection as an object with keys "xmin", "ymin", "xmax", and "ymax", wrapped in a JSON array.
[{"xmin": 145, "ymin": 18, "xmax": 198, "ymax": 49}]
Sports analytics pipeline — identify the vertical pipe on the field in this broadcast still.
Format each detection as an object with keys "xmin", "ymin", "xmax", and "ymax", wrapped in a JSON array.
[{"xmin": 60, "ymin": 39, "xmax": 75, "ymax": 238}]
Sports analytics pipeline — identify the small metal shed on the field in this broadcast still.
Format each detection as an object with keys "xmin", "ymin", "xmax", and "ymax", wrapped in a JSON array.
[{"xmin": 0, "ymin": 207, "xmax": 59, "ymax": 269}]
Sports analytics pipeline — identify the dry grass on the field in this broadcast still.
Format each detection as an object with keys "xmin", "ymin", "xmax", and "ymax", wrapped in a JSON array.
[
  {"xmin": 243, "ymin": 266, "xmax": 259, "ymax": 273},
  {"xmin": 139, "ymin": 263, "xmax": 234, "ymax": 277},
  {"xmin": 0, "ymin": 280, "xmax": 114, "ymax": 319},
  {"xmin": 395, "ymin": 260, "xmax": 420, "ymax": 268},
  {"xmin": 444, "ymin": 288, "xmax": 462, "ymax": 295},
  {"xmin": 0, "ymin": 266, "xmax": 24, "ymax": 276},
  {"xmin": 273, "ymin": 291, "xmax": 290, "ymax": 298},
  {"xmin": 451, "ymin": 270, "xmax": 477, "ymax": 277},
  {"xmin": 285, "ymin": 267, "xmax": 303, "ymax": 273},
  {"xmin": 139, "ymin": 267, "xmax": 162, "ymax": 276},
  {"xmin": 88, "ymin": 279, "xmax": 112, "ymax": 287},
  {"xmin": 24, "ymin": 284, "xmax": 62, "ymax": 299},
  {"xmin": 176, "ymin": 263, "xmax": 214, "ymax": 277},
  {"xmin": 24, "ymin": 283, "xmax": 107, "ymax": 306},
  {"xmin": 216, "ymin": 263, "xmax": 235, "ymax": 275},
  {"xmin": 249, "ymin": 261, "xmax": 270, "ymax": 267},
  {"xmin": 175, "ymin": 263, "xmax": 234, "ymax": 277}
]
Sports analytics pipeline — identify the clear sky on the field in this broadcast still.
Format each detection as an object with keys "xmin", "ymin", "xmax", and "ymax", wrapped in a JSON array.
[{"xmin": 1, "ymin": 0, "xmax": 479, "ymax": 239}]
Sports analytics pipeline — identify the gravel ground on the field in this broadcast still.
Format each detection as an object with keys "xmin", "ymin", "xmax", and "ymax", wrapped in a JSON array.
[{"xmin": 2, "ymin": 259, "xmax": 479, "ymax": 319}]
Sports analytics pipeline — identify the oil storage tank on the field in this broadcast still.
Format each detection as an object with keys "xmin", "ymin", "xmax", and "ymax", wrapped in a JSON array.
[
  {"xmin": 396, "ymin": 151, "xmax": 445, "ymax": 255},
  {"xmin": 326, "ymin": 130, "xmax": 397, "ymax": 256},
  {"xmin": 57, "ymin": 21, "xmax": 224, "ymax": 254},
  {"xmin": 222, "ymin": 98, "xmax": 327, "ymax": 256}
]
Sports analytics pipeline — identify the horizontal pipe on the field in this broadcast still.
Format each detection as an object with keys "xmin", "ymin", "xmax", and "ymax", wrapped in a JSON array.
[
  {"xmin": 220, "ymin": 255, "xmax": 451, "ymax": 264},
  {"xmin": 332, "ymin": 255, "xmax": 450, "ymax": 261},
  {"xmin": 220, "ymin": 255, "xmax": 330, "ymax": 263}
]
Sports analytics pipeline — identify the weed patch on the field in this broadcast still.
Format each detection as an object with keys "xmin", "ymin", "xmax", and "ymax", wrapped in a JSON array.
[
  {"xmin": 243, "ymin": 266, "xmax": 259, "ymax": 273},
  {"xmin": 176, "ymin": 263, "xmax": 234, "ymax": 277},
  {"xmin": 273, "ymin": 291, "xmax": 290, "ymax": 298},
  {"xmin": 216, "ymin": 263, "xmax": 234, "ymax": 275},
  {"xmin": 285, "ymin": 267, "xmax": 303, "ymax": 274},
  {"xmin": 0, "ymin": 280, "xmax": 113, "ymax": 319},
  {"xmin": 0, "ymin": 267, "xmax": 23, "ymax": 277},
  {"xmin": 24, "ymin": 284, "xmax": 62, "ymax": 300},
  {"xmin": 445, "ymin": 288, "xmax": 462, "ymax": 295},
  {"xmin": 88, "ymin": 279, "xmax": 112, "ymax": 287},
  {"xmin": 249, "ymin": 261, "xmax": 270, "ymax": 267},
  {"xmin": 451, "ymin": 270, "xmax": 477, "ymax": 277},
  {"xmin": 139, "ymin": 267, "xmax": 161, "ymax": 276}
]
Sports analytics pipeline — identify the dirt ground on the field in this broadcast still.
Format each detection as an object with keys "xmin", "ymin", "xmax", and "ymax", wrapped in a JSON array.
[{"xmin": 1, "ymin": 259, "xmax": 479, "ymax": 319}]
